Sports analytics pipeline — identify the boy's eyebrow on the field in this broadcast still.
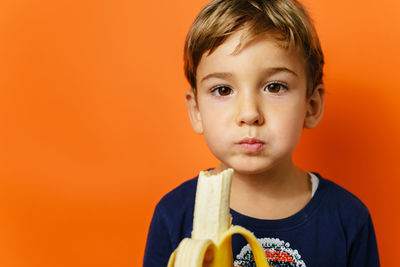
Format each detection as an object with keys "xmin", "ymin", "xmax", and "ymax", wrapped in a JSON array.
[
  {"xmin": 265, "ymin": 67, "xmax": 298, "ymax": 77},
  {"xmin": 200, "ymin": 72, "xmax": 233, "ymax": 84},
  {"xmin": 200, "ymin": 67, "xmax": 297, "ymax": 84}
]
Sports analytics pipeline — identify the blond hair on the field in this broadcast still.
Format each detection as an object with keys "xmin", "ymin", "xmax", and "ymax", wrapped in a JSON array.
[{"xmin": 184, "ymin": 0, "xmax": 324, "ymax": 97}]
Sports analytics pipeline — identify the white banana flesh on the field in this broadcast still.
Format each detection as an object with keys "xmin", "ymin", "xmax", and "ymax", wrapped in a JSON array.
[{"xmin": 167, "ymin": 169, "xmax": 270, "ymax": 267}]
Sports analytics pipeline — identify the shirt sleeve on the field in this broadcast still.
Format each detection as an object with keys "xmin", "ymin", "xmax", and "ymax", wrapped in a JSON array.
[
  {"xmin": 347, "ymin": 214, "xmax": 380, "ymax": 266},
  {"xmin": 143, "ymin": 203, "xmax": 173, "ymax": 267}
]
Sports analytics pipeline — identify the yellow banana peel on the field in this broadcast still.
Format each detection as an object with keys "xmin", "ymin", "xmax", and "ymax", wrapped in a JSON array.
[{"xmin": 167, "ymin": 169, "xmax": 270, "ymax": 267}]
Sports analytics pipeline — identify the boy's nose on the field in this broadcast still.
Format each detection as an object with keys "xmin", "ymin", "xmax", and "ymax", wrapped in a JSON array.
[{"xmin": 236, "ymin": 93, "xmax": 264, "ymax": 126}]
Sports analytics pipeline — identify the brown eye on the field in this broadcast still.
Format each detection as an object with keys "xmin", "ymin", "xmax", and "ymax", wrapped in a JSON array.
[
  {"xmin": 265, "ymin": 82, "xmax": 287, "ymax": 93},
  {"xmin": 212, "ymin": 86, "xmax": 232, "ymax": 96}
]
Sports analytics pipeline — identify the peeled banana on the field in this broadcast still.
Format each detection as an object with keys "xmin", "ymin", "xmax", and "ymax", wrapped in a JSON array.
[{"xmin": 167, "ymin": 168, "xmax": 270, "ymax": 267}]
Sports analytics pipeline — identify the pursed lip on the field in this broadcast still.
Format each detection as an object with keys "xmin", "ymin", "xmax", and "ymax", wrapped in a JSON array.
[
  {"xmin": 236, "ymin": 137, "xmax": 265, "ymax": 152},
  {"xmin": 237, "ymin": 137, "xmax": 265, "ymax": 144}
]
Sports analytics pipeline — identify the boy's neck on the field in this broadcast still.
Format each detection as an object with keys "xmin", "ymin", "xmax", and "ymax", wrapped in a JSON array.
[{"xmin": 210, "ymin": 158, "xmax": 312, "ymax": 220}]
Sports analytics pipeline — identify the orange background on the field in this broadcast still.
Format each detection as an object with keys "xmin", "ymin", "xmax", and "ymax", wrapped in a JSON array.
[{"xmin": 0, "ymin": 0, "xmax": 399, "ymax": 266}]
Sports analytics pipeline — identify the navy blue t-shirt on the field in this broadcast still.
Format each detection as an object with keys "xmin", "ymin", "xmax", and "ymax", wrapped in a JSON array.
[{"xmin": 143, "ymin": 173, "xmax": 379, "ymax": 266}]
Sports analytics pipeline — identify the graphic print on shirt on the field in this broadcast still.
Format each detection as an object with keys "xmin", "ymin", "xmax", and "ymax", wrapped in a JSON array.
[{"xmin": 234, "ymin": 237, "xmax": 306, "ymax": 267}]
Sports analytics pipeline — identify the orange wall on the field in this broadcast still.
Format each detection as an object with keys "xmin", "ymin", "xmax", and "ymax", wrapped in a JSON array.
[{"xmin": 0, "ymin": 0, "xmax": 398, "ymax": 266}]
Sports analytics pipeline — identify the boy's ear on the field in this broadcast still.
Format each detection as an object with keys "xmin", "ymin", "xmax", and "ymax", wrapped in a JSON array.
[
  {"xmin": 185, "ymin": 89, "xmax": 203, "ymax": 134},
  {"xmin": 304, "ymin": 83, "xmax": 326, "ymax": 129}
]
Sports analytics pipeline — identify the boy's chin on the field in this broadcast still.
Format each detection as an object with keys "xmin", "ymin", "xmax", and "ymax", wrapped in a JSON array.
[
  {"xmin": 220, "ymin": 162, "xmax": 272, "ymax": 175},
  {"xmin": 215, "ymin": 158, "xmax": 287, "ymax": 175},
  {"xmin": 233, "ymin": 167, "xmax": 269, "ymax": 175},
  {"xmin": 224, "ymin": 160, "xmax": 287, "ymax": 176}
]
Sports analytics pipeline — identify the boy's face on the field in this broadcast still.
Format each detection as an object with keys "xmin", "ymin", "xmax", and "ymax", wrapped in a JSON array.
[{"xmin": 186, "ymin": 30, "xmax": 324, "ymax": 175}]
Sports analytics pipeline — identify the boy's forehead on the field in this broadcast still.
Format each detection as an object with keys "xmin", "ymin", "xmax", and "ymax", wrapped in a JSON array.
[
  {"xmin": 197, "ymin": 30, "xmax": 306, "ymax": 82},
  {"xmin": 207, "ymin": 28, "xmax": 292, "ymax": 56}
]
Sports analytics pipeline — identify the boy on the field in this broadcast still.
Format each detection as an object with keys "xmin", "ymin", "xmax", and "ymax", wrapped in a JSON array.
[{"xmin": 143, "ymin": 0, "xmax": 380, "ymax": 266}]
